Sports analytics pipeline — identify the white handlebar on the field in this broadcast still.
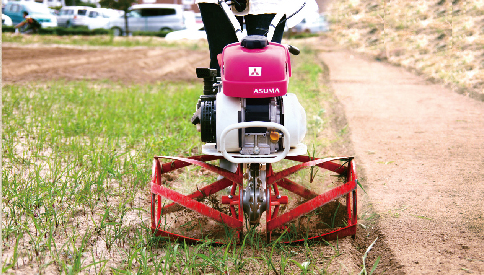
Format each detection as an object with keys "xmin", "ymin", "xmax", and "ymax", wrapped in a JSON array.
[
  {"xmin": 218, "ymin": 0, "xmax": 286, "ymax": 42},
  {"xmin": 219, "ymin": 1, "xmax": 245, "ymax": 41},
  {"xmin": 266, "ymin": 12, "xmax": 284, "ymax": 42}
]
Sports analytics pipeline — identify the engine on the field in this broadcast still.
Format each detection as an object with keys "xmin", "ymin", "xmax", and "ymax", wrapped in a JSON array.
[{"xmin": 191, "ymin": 36, "xmax": 306, "ymax": 161}]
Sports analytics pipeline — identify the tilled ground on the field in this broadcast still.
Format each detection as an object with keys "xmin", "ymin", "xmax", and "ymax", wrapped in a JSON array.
[{"xmin": 2, "ymin": 44, "xmax": 208, "ymax": 84}]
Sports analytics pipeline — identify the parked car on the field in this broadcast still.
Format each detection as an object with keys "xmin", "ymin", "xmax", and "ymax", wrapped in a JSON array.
[
  {"xmin": 85, "ymin": 8, "xmax": 121, "ymax": 30},
  {"xmin": 195, "ymin": 12, "xmax": 202, "ymax": 25},
  {"xmin": 291, "ymin": 13, "xmax": 329, "ymax": 33},
  {"xmin": 108, "ymin": 4, "xmax": 186, "ymax": 36},
  {"xmin": 56, "ymin": 6, "xmax": 92, "ymax": 27},
  {"xmin": 3, "ymin": 1, "xmax": 57, "ymax": 28},
  {"xmin": 165, "ymin": 26, "xmax": 206, "ymax": 41},
  {"xmin": 49, "ymin": 9, "xmax": 59, "ymax": 16},
  {"xmin": 194, "ymin": 12, "xmax": 203, "ymax": 29},
  {"xmin": 183, "ymin": 10, "xmax": 198, "ymax": 30},
  {"xmin": 2, "ymin": 13, "xmax": 13, "ymax": 26},
  {"xmin": 165, "ymin": 24, "xmax": 248, "ymax": 41}
]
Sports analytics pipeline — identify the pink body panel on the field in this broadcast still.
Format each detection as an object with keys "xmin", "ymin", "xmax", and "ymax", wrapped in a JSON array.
[{"xmin": 221, "ymin": 42, "xmax": 291, "ymax": 98}]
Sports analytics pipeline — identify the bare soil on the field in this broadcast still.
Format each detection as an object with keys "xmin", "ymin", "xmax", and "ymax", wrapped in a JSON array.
[
  {"xmin": 3, "ymin": 39, "xmax": 484, "ymax": 274},
  {"xmin": 2, "ymin": 43, "xmax": 208, "ymax": 84}
]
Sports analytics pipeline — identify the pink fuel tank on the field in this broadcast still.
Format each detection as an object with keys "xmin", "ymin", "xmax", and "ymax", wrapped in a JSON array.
[{"xmin": 220, "ymin": 40, "xmax": 291, "ymax": 98}]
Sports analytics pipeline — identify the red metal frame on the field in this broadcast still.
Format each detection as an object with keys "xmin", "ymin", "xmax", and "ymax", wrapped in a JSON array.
[{"xmin": 150, "ymin": 155, "xmax": 357, "ymax": 244}]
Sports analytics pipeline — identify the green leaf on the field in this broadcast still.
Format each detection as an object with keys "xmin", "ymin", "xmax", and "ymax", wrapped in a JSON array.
[
  {"xmin": 289, "ymin": 259, "xmax": 305, "ymax": 270},
  {"xmin": 369, "ymin": 256, "xmax": 380, "ymax": 275}
]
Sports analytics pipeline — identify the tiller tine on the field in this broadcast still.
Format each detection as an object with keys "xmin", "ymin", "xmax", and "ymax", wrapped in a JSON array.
[
  {"xmin": 151, "ymin": 155, "xmax": 244, "ymax": 244},
  {"xmin": 150, "ymin": 155, "xmax": 357, "ymax": 244}
]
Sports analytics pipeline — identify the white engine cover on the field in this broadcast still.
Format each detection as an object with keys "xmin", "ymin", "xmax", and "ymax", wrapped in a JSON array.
[
  {"xmin": 216, "ymin": 92, "xmax": 240, "ymax": 152},
  {"xmin": 215, "ymin": 92, "xmax": 306, "ymax": 153},
  {"xmin": 282, "ymin": 93, "xmax": 307, "ymax": 148}
]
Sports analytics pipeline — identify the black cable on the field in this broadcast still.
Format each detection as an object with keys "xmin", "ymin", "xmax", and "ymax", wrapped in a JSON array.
[{"xmin": 263, "ymin": 2, "xmax": 307, "ymax": 36}]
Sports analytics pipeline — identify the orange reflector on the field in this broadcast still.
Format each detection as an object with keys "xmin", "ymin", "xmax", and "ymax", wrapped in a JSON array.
[{"xmin": 270, "ymin": 131, "xmax": 280, "ymax": 142}]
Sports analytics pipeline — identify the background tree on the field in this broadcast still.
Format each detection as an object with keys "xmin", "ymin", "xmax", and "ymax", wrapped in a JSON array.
[{"xmin": 99, "ymin": 0, "xmax": 137, "ymax": 36}]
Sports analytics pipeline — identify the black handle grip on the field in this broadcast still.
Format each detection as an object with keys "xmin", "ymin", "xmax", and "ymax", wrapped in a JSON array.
[
  {"xmin": 196, "ymin": 68, "xmax": 217, "ymax": 79},
  {"xmin": 288, "ymin": 45, "xmax": 300, "ymax": 55}
]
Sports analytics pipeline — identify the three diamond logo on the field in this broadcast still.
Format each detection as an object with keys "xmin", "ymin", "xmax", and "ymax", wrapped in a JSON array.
[{"xmin": 249, "ymin": 67, "xmax": 261, "ymax": 76}]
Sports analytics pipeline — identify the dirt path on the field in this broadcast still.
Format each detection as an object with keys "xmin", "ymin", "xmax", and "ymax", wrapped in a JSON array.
[{"xmin": 318, "ymin": 39, "xmax": 484, "ymax": 274}]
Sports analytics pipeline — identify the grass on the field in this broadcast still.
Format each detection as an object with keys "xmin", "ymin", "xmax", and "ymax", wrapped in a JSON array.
[
  {"xmin": 2, "ymin": 81, "xmax": 201, "ymax": 273},
  {"xmin": 2, "ymin": 45, "xmax": 378, "ymax": 273}
]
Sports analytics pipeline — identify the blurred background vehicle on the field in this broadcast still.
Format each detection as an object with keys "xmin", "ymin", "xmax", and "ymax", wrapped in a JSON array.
[
  {"xmin": 164, "ymin": 26, "xmax": 206, "ymax": 41},
  {"xmin": 49, "ymin": 8, "xmax": 59, "ymax": 16},
  {"xmin": 165, "ymin": 16, "xmax": 249, "ymax": 41},
  {"xmin": 291, "ymin": 13, "xmax": 329, "ymax": 33},
  {"xmin": 56, "ymin": 6, "xmax": 92, "ymax": 27},
  {"xmin": 108, "ymin": 4, "xmax": 186, "ymax": 36},
  {"xmin": 194, "ymin": 12, "xmax": 202, "ymax": 28},
  {"xmin": 164, "ymin": 10, "xmax": 206, "ymax": 41},
  {"xmin": 2, "ymin": 13, "xmax": 13, "ymax": 26},
  {"xmin": 85, "ymin": 7, "xmax": 121, "ymax": 30},
  {"xmin": 3, "ymin": 1, "xmax": 57, "ymax": 28}
]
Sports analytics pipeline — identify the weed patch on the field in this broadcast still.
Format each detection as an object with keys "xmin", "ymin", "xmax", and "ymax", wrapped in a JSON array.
[{"xmin": 2, "ymin": 48, "xmax": 373, "ymax": 273}]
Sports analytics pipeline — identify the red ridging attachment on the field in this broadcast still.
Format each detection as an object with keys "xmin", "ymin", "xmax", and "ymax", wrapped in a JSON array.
[
  {"xmin": 152, "ymin": 183, "xmax": 242, "ymax": 229},
  {"xmin": 150, "ymin": 155, "xmax": 357, "ymax": 244},
  {"xmin": 267, "ymin": 180, "xmax": 356, "ymax": 232}
]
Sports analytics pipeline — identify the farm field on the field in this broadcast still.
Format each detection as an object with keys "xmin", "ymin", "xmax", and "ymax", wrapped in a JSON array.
[
  {"xmin": 3, "ymin": 34, "xmax": 484, "ymax": 274},
  {"xmin": 2, "ymin": 36, "xmax": 385, "ymax": 274}
]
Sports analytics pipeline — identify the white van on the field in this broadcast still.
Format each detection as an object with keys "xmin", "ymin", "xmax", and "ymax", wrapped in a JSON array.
[
  {"xmin": 57, "ymin": 6, "xmax": 92, "ymax": 27},
  {"xmin": 108, "ymin": 4, "xmax": 186, "ymax": 36},
  {"xmin": 85, "ymin": 8, "xmax": 122, "ymax": 30}
]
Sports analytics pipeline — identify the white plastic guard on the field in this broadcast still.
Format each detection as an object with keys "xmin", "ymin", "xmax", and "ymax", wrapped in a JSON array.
[{"xmin": 219, "ymin": 121, "xmax": 291, "ymax": 164}]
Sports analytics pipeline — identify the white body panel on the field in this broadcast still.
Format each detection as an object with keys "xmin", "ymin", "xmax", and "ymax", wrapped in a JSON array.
[
  {"xmin": 282, "ymin": 93, "xmax": 306, "ymax": 147},
  {"xmin": 215, "ymin": 92, "xmax": 240, "ymax": 152}
]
